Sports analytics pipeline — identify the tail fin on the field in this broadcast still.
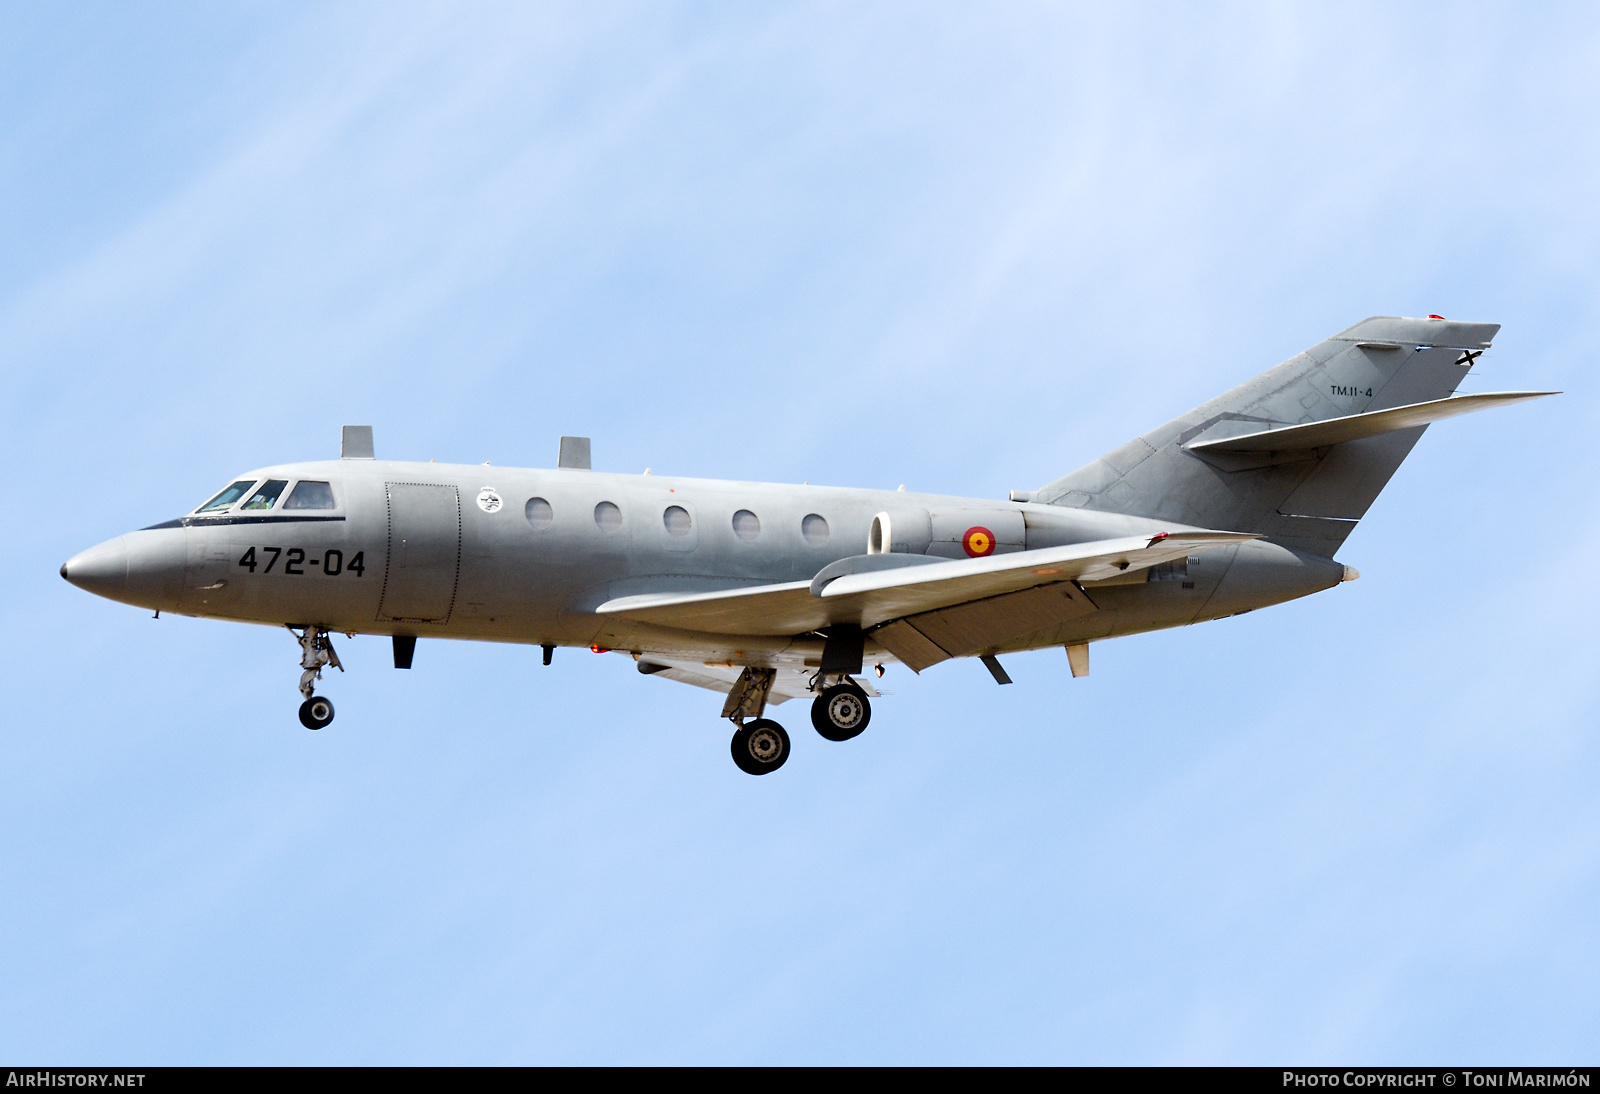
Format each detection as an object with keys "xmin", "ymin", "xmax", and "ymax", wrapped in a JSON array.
[{"xmin": 1032, "ymin": 316, "xmax": 1510, "ymax": 558}]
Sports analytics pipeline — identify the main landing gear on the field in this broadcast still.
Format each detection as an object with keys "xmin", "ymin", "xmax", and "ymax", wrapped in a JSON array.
[
  {"xmin": 731, "ymin": 719, "xmax": 791, "ymax": 776},
  {"xmin": 289, "ymin": 624, "xmax": 342, "ymax": 730},
  {"xmin": 721, "ymin": 667, "xmax": 789, "ymax": 775},
  {"xmin": 812, "ymin": 678, "xmax": 871, "ymax": 742},
  {"xmin": 718, "ymin": 666, "xmax": 876, "ymax": 774},
  {"xmin": 810, "ymin": 626, "xmax": 871, "ymax": 743}
]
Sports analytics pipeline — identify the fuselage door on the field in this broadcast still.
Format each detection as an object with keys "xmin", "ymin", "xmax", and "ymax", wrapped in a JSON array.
[{"xmin": 378, "ymin": 483, "xmax": 461, "ymax": 623}]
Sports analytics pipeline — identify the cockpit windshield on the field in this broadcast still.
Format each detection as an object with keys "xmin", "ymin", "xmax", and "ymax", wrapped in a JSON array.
[
  {"xmin": 283, "ymin": 480, "xmax": 336, "ymax": 510},
  {"xmin": 241, "ymin": 480, "xmax": 289, "ymax": 510},
  {"xmin": 196, "ymin": 480, "xmax": 259, "ymax": 513}
]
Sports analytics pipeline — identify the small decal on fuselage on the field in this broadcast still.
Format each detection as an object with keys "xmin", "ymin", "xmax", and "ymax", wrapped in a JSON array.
[
  {"xmin": 963, "ymin": 526, "xmax": 996, "ymax": 557},
  {"xmin": 477, "ymin": 488, "xmax": 503, "ymax": 513}
]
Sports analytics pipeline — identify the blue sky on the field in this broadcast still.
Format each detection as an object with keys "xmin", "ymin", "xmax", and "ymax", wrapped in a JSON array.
[{"xmin": 2, "ymin": 2, "xmax": 1597, "ymax": 1064}]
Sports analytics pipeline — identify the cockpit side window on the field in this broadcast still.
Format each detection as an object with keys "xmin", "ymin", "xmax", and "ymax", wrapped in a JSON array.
[
  {"xmin": 241, "ymin": 480, "xmax": 289, "ymax": 510},
  {"xmin": 283, "ymin": 480, "xmax": 336, "ymax": 510},
  {"xmin": 197, "ymin": 480, "xmax": 259, "ymax": 513}
]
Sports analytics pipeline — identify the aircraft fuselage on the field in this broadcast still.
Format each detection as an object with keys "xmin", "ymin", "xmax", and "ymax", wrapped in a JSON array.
[{"xmin": 64, "ymin": 458, "xmax": 1344, "ymax": 670}]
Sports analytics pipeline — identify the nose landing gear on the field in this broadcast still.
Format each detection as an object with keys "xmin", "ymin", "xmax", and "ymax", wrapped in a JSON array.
[
  {"xmin": 289, "ymin": 624, "xmax": 342, "ymax": 730},
  {"xmin": 811, "ymin": 678, "xmax": 871, "ymax": 741}
]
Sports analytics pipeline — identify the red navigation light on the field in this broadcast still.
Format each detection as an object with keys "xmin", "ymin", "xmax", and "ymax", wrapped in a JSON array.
[
  {"xmin": 1427, "ymin": 314, "xmax": 1446, "ymax": 320},
  {"xmin": 589, "ymin": 644, "xmax": 610, "ymax": 653}
]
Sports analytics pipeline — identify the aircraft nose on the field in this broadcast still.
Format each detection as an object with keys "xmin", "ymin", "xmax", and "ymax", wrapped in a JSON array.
[
  {"xmin": 61, "ymin": 536, "xmax": 129, "ymax": 597},
  {"xmin": 62, "ymin": 529, "xmax": 186, "ymax": 608}
]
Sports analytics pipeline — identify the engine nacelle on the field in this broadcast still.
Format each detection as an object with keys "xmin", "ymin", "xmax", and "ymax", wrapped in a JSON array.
[
  {"xmin": 868, "ymin": 507, "xmax": 1025, "ymax": 558},
  {"xmin": 867, "ymin": 508, "xmax": 929, "ymax": 554}
]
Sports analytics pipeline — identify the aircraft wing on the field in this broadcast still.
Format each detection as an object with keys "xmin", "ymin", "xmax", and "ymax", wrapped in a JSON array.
[
  {"xmin": 595, "ymin": 530, "xmax": 1258, "ymax": 638},
  {"xmin": 1186, "ymin": 391, "xmax": 1557, "ymax": 454}
]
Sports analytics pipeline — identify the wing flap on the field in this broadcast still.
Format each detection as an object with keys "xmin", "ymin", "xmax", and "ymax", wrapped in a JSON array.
[
  {"xmin": 892, "ymin": 581, "xmax": 1100, "ymax": 665},
  {"xmin": 1186, "ymin": 391, "xmax": 1556, "ymax": 454},
  {"xmin": 870, "ymin": 619, "xmax": 952, "ymax": 672}
]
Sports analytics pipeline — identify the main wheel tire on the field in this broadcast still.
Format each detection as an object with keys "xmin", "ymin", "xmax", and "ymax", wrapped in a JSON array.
[
  {"xmin": 812, "ymin": 683, "xmax": 870, "ymax": 741},
  {"xmin": 298, "ymin": 696, "xmax": 335, "ymax": 730},
  {"xmin": 731, "ymin": 718, "xmax": 790, "ymax": 775}
]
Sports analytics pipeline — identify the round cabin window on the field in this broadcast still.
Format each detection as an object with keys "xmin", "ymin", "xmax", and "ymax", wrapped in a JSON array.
[
  {"xmin": 663, "ymin": 505, "xmax": 692, "ymax": 536},
  {"xmin": 525, "ymin": 497, "xmax": 554, "ymax": 530},
  {"xmin": 594, "ymin": 501, "xmax": 623, "ymax": 534},
  {"xmin": 801, "ymin": 513, "xmax": 830, "ymax": 546},
  {"xmin": 732, "ymin": 509, "xmax": 760, "ymax": 542}
]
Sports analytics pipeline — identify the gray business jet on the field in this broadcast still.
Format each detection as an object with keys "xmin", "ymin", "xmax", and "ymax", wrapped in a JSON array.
[{"xmin": 62, "ymin": 315, "xmax": 1552, "ymax": 774}]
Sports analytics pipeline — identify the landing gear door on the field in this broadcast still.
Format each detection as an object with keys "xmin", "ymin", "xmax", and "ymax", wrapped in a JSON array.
[{"xmin": 377, "ymin": 483, "xmax": 461, "ymax": 623}]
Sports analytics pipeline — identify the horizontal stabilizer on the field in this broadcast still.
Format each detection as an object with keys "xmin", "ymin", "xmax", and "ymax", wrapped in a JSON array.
[
  {"xmin": 596, "ymin": 530, "xmax": 1259, "ymax": 638},
  {"xmin": 1187, "ymin": 391, "xmax": 1557, "ymax": 454}
]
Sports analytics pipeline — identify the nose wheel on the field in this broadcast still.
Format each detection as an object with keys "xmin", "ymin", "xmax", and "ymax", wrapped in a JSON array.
[
  {"xmin": 812, "ymin": 681, "xmax": 871, "ymax": 741},
  {"xmin": 299, "ymin": 696, "xmax": 335, "ymax": 730},
  {"xmin": 731, "ymin": 719, "xmax": 790, "ymax": 775}
]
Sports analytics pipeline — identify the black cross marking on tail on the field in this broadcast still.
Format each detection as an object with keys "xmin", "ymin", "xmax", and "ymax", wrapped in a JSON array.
[{"xmin": 1455, "ymin": 349, "xmax": 1484, "ymax": 366}]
